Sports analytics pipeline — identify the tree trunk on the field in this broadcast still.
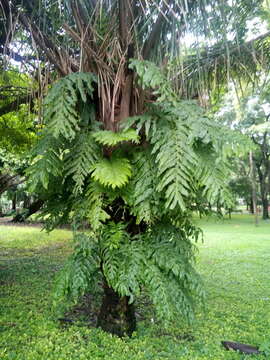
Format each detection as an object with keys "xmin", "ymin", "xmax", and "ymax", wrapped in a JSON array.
[
  {"xmin": 12, "ymin": 199, "xmax": 44, "ymax": 222},
  {"xmin": 216, "ymin": 196, "xmax": 222, "ymax": 215},
  {"xmin": 249, "ymin": 197, "xmax": 254, "ymax": 214},
  {"xmin": 262, "ymin": 198, "xmax": 269, "ymax": 220},
  {"xmin": 249, "ymin": 151, "xmax": 258, "ymax": 226},
  {"xmin": 12, "ymin": 194, "xmax": 16, "ymax": 211},
  {"xmin": 256, "ymin": 162, "xmax": 269, "ymax": 220},
  {"xmin": 23, "ymin": 196, "xmax": 31, "ymax": 209},
  {"xmin": 97, "ymin": 280, "xmax": 136, "ymax": 337}
]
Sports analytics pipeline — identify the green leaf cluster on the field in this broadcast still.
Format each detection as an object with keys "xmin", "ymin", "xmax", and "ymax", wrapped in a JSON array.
[
  {"xmin": 55, "ymin": 220, "xmax": 204, "ymax": 323},
  {"xmin": 27, "ymin": 63, "xmax": 232, "ymax": 327}
]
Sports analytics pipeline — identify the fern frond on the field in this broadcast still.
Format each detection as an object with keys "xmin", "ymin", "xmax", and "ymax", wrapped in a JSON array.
[
  {"xmin": 85, "ymin": 182, "xmax": 111, "ymax": 231},
  {"xmin": 199, "ymin": 157, "xmax": 233, "ymax": 205},
  {"xmin": 122, "ymin": 114, "xmax": 156, "ymax": 138},
  {"xmin": 64, "ymin": 133, "xmax": 101, "ymax": 195},
  {"xmin": 129, "ymin": 149, "xmax": 161, "ymax": 224},
  {"xmin": 91, "ymin": 155, "xmax": 132, "ymax": 189},
  {"xmin": 100, "ymin": 223, "xmax": 142, "ymax": 302},
  {"xmin": 151, "ymin": 121, "xmax": 197, "ymax": 210},
  {"xmin": 142, "ymin": 223, "xmax": 204, "ymax": 323},
  {"xmin": 194, "ymin": 143, "xmax": 233, "ymax": 206},
  {"xmin": 54, "ymin": 232, "xmax": 100, "ymax": 306},
  {"xmin": 72, "ymin": 182, "xmax": 110, "ymax": 231},
  {"xmin": 45, "ymin": 72, "xmax": 97, "ymax": 140},
  {"xmin": 27, "ymin": 134, "xmax": 63, "ymax": 191},
  {"xmin": 129, "ymin": 60, "xmax": 175, "ymax": 102},
  {"xmin": 93, "ymin": 129, "xmax": 140, "ymax": 146}
]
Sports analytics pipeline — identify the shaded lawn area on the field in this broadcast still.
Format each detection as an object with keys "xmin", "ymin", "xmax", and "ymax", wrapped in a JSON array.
[{"xmin": 0, "ymin": 215, "xmax": 270, "ymax": 359}]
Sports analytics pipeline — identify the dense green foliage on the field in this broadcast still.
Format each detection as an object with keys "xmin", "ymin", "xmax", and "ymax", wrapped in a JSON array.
[
  {"xmin": 0, "ymin": 69, "xmax": 37, "ymax": 153},
  {"xmin": 26, "ymin": 62, "xmax": 235, "ymax": 324},
  {"xmin": 1, "ymin": 216, "xmax": 270, "ymax": 359}
]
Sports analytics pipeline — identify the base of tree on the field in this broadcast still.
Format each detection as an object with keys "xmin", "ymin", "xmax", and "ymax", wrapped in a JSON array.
[{"xmin": 97, "ymin": 282, "xmax": 136, "ymax": 337}]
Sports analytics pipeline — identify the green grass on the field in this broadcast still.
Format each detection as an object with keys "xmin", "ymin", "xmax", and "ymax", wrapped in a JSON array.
[{"xmin": 1, "ymin": 215, "xmax": 270, "ymax": 359}]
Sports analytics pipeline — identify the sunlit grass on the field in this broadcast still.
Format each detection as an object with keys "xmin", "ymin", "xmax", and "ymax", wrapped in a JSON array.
[{"xmin": 0, "ymin": 215, "xmax": 270, "ymax": 359}]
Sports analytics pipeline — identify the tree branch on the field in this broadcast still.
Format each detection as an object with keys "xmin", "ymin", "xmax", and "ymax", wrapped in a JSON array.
[{"xmin": 3, "ymin": 0, "xmax": 78, "ymax": 76}]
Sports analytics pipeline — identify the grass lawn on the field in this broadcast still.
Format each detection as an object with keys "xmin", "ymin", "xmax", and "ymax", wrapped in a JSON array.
[{"xmin": 0, "ymin": 215, "xmax": 270, "ymax": 359}]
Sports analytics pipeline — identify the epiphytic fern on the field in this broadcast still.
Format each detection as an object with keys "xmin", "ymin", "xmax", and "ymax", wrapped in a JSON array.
[
  {"xmin": 54, "ymin": 232, "xmax": 101, "ymax": 306},
  {"xmin": 129, "ymin": 149, "xmax": 161, "ymax": 224},
  {"xmin": 45, "ymin": 73, "xmax": 97, "ymax": 140},
  {"xmin": 91, "ymin": 154, "xmax": 132, "ymax": 189},
  {"xmin": 93, "ymin": 129, "xmax": 140, "ymax": 146},
  {"xmin": 28, "ymin": 63, "xmax": 231, "ymax": 332},
  {"xmin": 27, "ymin": 134, "xmax": 63, "ymax": 191},
  {"xmin": 55, "ymin": 221, "xmax": 204, "ymax": 323},
  {"xmin": 64, "ymin": 132, "xmax": 100, "ymax": 195}
]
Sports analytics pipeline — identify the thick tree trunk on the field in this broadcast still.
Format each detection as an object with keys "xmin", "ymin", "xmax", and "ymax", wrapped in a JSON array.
[
  {"xmin": 97, "ymin": 280, "xmax": 136, "ymax": 337},
  {"xmin": 12, "ymin": 199, "xmax": 44, "ymax": 222}
]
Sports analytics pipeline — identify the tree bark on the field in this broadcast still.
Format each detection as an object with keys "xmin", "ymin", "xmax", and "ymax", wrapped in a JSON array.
[{"xmin": 97, "ymin": 280, "xmax": 136, "ymax": 337}]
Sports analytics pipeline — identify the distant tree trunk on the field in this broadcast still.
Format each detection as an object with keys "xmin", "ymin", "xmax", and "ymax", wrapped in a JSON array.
[
  {"xmin": 12, "ymin": 194, "xmax": 16, "ymax": 211},
  {"xmin": 256, "ymin": 163, "xmax": 269, "ymax": 220},
  {"xmin": 23, "ymin": 196, "xmax": 31, "ymax": 209},
  {"xmin": 216, "ymin": 195, "xmax": 222, "ymax": 215},
  {"xmin": 249, "ymin": 197, "xmax": 254, "ymax": 214},
  {"xmin": 97, "ymin": 280, "xmax": 136, "ymax": 337},
  {"xmin": 12, "ymin": 199, "xmax": 44, "ymax": 222},
  {"xmin": 262, "ymin": 198, "xmax": 269, "ymax": 220},
  {"xmin": 249, "ymin": 151, "xmax": 258, "ymax": 226}
]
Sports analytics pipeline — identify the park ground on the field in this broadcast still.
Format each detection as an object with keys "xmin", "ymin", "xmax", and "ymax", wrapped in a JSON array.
[{"xmin": 0, "ymin": 214, "xmax": 270, "ymax": 360}]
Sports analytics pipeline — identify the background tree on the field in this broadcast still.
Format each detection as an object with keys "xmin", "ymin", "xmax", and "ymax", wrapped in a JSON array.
[
  {"xmin": 0, "ymin": 69, "xmax": 39, "ymax": 217},
  {"xmin": 229, "ymin": 161, "xmax": 254, "ymax": 212},
  {"xmin": 218, "ymin": 73, "xmax": 270, "ymax": 220},
  {"xmin": 241, "ymin": 85, "xmax": 270, "ymax": 220}
]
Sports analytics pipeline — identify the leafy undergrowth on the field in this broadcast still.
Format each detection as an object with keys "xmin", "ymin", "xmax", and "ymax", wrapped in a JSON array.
[{"xmin": 1, "ymin": 215, "xmax": 270, "ymax": 359}]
